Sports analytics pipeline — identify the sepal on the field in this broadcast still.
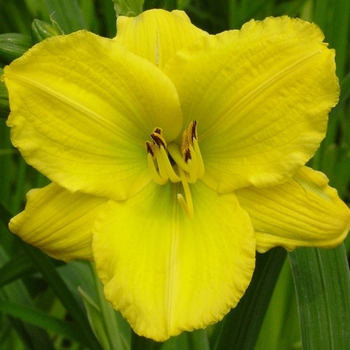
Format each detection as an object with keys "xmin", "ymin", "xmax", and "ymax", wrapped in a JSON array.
[
  {"xmin": 32, "ymin": 18, "xmax": 64, "ymax": 43},
  {"xmin": 112, "ymin": 0, "xmax": 144, "ymax": 16}
]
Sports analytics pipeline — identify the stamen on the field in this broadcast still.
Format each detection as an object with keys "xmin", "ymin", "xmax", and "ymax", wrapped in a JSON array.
[
  {"xmin": 177, "ymin": 168, "xmax": 194, "ymax": 218},
  {"xmin": 155, "ymin": 149, "xmax": 169, "ymax": 181},
  {"xmin": 146, "ymin": 121, "xmax": 204, "ymax": 218},
  {"xmin": 154, "ymin": 127, "xmax": 162, "ymax": 135},
  {"xmin": 184, "ymin": 148, "xmax": 191, "ymax": 162},
  {"xmin": 151, "ymin": 132, "xmax": 167, "ymax": 148},
  {"xmin": 193, "ymin": 139, "xmax": 205, "ymax": 178},
  {"xmin": 168, "ymin": 143, "xmax": 197, "ymax": 183},
  {"xmin": 147, "ymin": 153, "xmax": 167, "ymax": 185},
  {"xmin": 167, "ymin": 143, "xmax": 191, "ymax": 173},
  {"xmin": 181, "ymin": 120, "xmax": 198, "ymax": 157},
  {"xmin": 159, "ymin": 146, "xmax": 181, "ymax": 183},
  {"xmin": 188, "ymin": 145, "xmax": 199, "ymax": 174},
  {"xmin": 191, "ymin": 120, "xmax": 198, "ymax": 140},
  {"xmin": 185, "ymin": 159, "xmax": 197, "ymax": 184},
  {"xmin": 181, "ymin": 125, "xmax": 191, "ymax": 160},
  {"xmin": 146, "ymin": 141, "xmax": 155, "ymax": 157}
]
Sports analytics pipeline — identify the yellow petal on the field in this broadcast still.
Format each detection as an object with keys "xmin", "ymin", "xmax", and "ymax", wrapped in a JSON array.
[
  {"xmin": 92, "ymin": 181, "xmax": 255, "ymax": 341},
  {"xmin": 235, "ymin": 167, "xmax": 350, "ymax": 252},
  {"xmin": 4, "ymin": 30, "xmax": 183, "ymax": 200},
  {"xmin": 9, "ymin": 183, "xmax": 107, "ymax": 261},
  {"xmin": 164, "ymin": 17, "xmax": 339, "ymax": 192},
  {"xmin": 116, "ymin": 9, "xmax": 208, "ymax": 69}
]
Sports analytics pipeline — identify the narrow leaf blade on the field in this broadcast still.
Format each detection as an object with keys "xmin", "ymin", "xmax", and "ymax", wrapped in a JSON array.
[
  {"xmin": 289, "ymin": 244, "xmax": 350, "ymax": 349},
  {"xmin": 212, "ymin": 247, "xmax": 287, "ymax": 350}
]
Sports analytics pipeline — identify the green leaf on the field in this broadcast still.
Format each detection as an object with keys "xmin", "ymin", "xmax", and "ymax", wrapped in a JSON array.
[
  {"xmin": 0, "ymin": 67, "xmax": 10, "ymax": 119},
  {"xmin": 212, "ymin": 247, "xmax": 287, "ymax": 350},
  {"xmin": 0, "ymin": 245, "xmax": 54, "ymax": 350},
  {"xmin": 0, "ymin": 251, "xmax": 35, "ymax": 288},
  {"xmin": 131, "ymin": 328, "xmax": 209, "ymax": 350},
  {"xmin": 78, "ymin": 266, "xmax": 130, "ymax": 350},
  {"xmin": 254, "ymin": 260, "xmax": 301, "ymax": 349},
  {"xmin": 79, "ymin": 287, "xmax": 112, "ymax": 350},
  {"xmin": 289, "ymin": 244, "xmax": 350, "ymax": 349},
  {"xmin": 20, "ymin": 244, "xmax": 103, "ymax": 350},
  {"xmin": 43, "ymin": 0, "xmax": 87, "ymax": 33},
  {"xmin": 143, "ymin": 0, "xmax": 177, "ymax": 11},
  {"xmin": 0, "ymin": 300, "xmax": 87, "ymax": 345},
  {"xmin": 131, "ymin": 332, "xmax": 162, "ymax": 350},
  {"xmin": 0, "ymin": 33, "xmax": 33, "ymax": 64},
  {"xmin": 90, "ymin": 263, "xmax": 130, "ymax": 350},
  {"xmin": 187, "ymin": 329, "xmax": 210, "ymax": 350},
  {"xmin": 0, "ymin": 203, "xmax": 103, "ymax": 350}
]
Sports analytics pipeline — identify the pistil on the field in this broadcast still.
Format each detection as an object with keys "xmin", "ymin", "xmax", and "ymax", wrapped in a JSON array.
[{"xmin": 146, "ymin": 121, "xmax": 204, "ymax": 218}]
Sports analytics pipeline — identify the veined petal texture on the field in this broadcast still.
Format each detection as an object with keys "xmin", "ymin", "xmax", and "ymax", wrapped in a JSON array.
[
  {"xmin": 236, "ymin": 167, "xmax": 350, "ymax": 252},
  {"xmin": 116, "ymin": 9, "xmax": 208, "ymax": 69},
  {"xmin": 4, "ymin": 31, "xmax": 183, "ymax": 200},
  {"xmin": 9, "ymin": 183, "xmax": 107, "ymax": 261},
  {"xmin": 93, "ymin": 181, "xmax": 255, "ymax": 341},
  {"xmin": 165, "ymin": 17, "xmax": 339, "ymax": 192}
]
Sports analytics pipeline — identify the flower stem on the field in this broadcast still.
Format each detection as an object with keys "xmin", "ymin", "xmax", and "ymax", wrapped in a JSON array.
[{"xmin": 90, "ymin": 262, "xmax": 127, "ymax": 350}]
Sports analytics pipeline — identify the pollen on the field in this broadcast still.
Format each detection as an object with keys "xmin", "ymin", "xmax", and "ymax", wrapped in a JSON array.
[
  {"xmin": 145, "ymin": 121, "xmax": 204, "ymax": 218},
  {"xmin": 181, "ymin": 120, "xmax": 198, "ymax": 162}
]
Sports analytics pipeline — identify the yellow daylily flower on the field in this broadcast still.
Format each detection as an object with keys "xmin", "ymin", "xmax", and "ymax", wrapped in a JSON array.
[{"xmin": 3, "ymin": 9, "xmax": 350, "ymax": 341}]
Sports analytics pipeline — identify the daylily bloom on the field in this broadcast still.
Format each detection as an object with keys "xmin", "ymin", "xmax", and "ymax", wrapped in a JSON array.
[{"xmin": 3, "ymin": 9, "xmax": 350, "ymax": 341}]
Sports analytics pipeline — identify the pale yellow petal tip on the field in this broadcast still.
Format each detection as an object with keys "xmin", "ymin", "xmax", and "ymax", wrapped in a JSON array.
[
  {"xmin": 100, "ymin": 236, "xmax": 255, "ymax": 342},
  {"xmin": 8, "ymin": 183, "xmax": 107, "ymax": 262},
  {"xmin": 117, "ymin": 9, "xmax": 191, "ymax": 26},
  {"xmin": 104, "ymin": 279, "xmax": 254, "ymax": 342},
  {"xmin": 241, "ymin": 15, "xmax": 325, "ymax": 41},
  {"xmin": 255, "ymin": 167, "xmax": 350, "ymax": 253},
  {"xmin": 100, "ymin": 255, "xmax": 255, "ymax": 342},
  {"xmin": 294, "ymin": 167, "xmax": 350, "ymax": 246},
  {"xmin": 93, "ymin": 184, "xmax": 255, "ymax": 342},
  {"xmin": 115, "ymin": 9, "xmax": 207, "ymax": 68}
]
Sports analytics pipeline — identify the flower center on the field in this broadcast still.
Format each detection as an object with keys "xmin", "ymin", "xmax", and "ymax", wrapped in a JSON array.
[{"xmin": 146, "ymin": 121, "xmax": 204, "ymax": 218}]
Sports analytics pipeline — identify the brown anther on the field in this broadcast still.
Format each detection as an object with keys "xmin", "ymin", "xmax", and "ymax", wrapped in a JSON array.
[
  {"xmin": 182, "ymin": 130, "xmax": 190, "ymax": 155},
  {"xmin": 182, "ymin": 120, "xmax": 198, "ymax": 162},
  {"xmin": 184, "ymin": 148, "xmax": 191, "ymax": 162},
  {"xmin": 146, "ymin": 141, "xmax": 154, "ymax": 157},
  {"xmin": 151, "ymin": 132, "xmax": 167, "ymax": 148},
  {"xmin": 153, "ymin": 127, "xmax": 162, "ymax": 135},
  {"xmin": 190, "ymin": 120, "xmax": 198, "ymax": 141}
]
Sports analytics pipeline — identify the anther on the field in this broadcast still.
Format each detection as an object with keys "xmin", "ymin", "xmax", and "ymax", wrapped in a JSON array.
[
  {"xmin": 146, "ymin": 121, "xmax": 204, "ymax": 218},
  {"xmin": 181, "ymin": 120, "xmax": 198, "ymax": 162},
  {"xmin": 167, "ymin": 143, "xmax": 191, "ymax": 172},
  {"xmin": 146, "ymin": 141, "xmax": 155, "ymax": 157},
  {"xmin": 151, "ymin": 132, "xmax": 167, "ymax": 148},
  {"xmin": 154, "ymin": 127, "xmax": 162, "ymax": 135},
  {"xmin": 184, "ymin": 148, "xmax": 191, "ymax": 162},
  {"xmin": 190, "ymin": 120, "xmax": 198, "ymax": 140}
]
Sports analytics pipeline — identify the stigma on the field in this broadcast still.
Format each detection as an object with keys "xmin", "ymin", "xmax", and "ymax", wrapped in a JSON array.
[{"xmin": 146, "ymin": 121, "xmax": 204, "ymax": 218}]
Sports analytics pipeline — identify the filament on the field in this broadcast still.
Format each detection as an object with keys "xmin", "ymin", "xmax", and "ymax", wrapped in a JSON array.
[
  {"xmin": 147, "ymin": 153, "xmax": 167, "ymax": 185},
  {"xmin": 146, "ymin": 120, "xmax": 204, "ymax": 219},
  {"xmin": 177, "ymin": 167, "xmax": 194, "ymax": 218}
]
